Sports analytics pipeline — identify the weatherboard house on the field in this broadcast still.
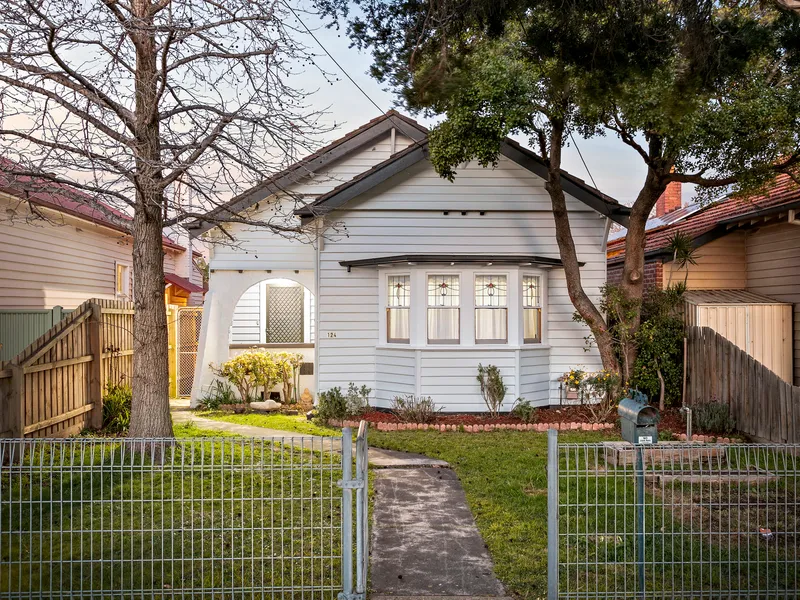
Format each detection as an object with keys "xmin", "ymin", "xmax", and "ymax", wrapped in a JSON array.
[{"xmin": 187, "ymin": 111, "xmax": 629, "ymax": 410}]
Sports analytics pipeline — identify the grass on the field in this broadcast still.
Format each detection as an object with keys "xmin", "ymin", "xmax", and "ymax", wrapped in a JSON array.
[
  {"xmin": 367, "ymin": 430, "xmax": 799, "ymax": 599},
  {"xmin": 367, "ymin": 428, "xmax": 616, "ymax": 599},
  {"xmin": 197, "ymin": 410, "xmax": 341, "ymax": 437},
  {"xmin": 0, "ymin": 425, "xmax": 344, "ymax": 597}
]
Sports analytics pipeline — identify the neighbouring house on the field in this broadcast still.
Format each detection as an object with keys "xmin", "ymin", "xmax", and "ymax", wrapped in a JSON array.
[
  {"xmin": 187, "ymin": 111, "xmax": 630, "ymax": 410},
  {"xmin": 0, "ymin": 160, "xmax": 206, "ymax": 362},
  {"xmin": 607, "ymin": 177, "xmax": 800, "ymax": 385}
]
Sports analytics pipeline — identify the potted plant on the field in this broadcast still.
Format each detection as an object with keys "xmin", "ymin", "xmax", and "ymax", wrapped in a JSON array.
[{"xmin": 559, "ymin": 368, "xmax": 586, "ymax": 403}]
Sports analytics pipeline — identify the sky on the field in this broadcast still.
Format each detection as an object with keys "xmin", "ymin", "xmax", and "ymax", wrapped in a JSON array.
[{"xmin": 290, "ymin": 10, "xmax": 655, "ymax": 207}]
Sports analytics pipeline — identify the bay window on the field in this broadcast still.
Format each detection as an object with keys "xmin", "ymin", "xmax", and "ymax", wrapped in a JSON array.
[
  {"xmin": 427, "ymin": 274, "xmax": 460, "ymax": 343},
  {"xmin": 387, "ymin": 275, "xmax": 410, "ymax": 343},
  {"xmin": 523, "ymin": 275, "xmax": 542, "ymax": 343},
  {"xmin": 475, "ymin": 275, "xmax": 508, "ymax": 343}
]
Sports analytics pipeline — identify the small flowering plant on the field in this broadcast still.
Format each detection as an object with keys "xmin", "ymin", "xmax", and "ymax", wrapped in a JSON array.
[{"xmin": 560, "ymin": 368, "xmax": 586, "ymax": 389}]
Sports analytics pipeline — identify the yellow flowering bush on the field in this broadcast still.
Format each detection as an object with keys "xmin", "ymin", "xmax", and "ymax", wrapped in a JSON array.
[{"xmin": 215, "ymin": 350, "xmax": 281, "ymax": 402}]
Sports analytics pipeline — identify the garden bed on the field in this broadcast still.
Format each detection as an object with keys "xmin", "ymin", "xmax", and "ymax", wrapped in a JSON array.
[{"xmin": 355, "ymin": 404, "xmax": 617, "ymax": 426}]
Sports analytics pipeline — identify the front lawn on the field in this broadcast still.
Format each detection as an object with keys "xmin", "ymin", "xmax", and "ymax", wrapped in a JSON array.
[
  {"xmin": 197, "ymin": 410, "xmax": 341, "ymax": 437},
  {"xmin": 367, "ymin": 429, "xmax": 619, "ymax": 600},
  {"xmin": 0, "ymin": 424, "xmax": 344, "ymax": 597}
]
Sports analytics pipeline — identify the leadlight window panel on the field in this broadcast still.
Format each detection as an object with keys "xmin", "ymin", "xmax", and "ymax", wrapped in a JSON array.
[
  {"xmin": 475, "ymin": 275, "xmax": 507, "ymax": 342},
  {"xmin": 523, "ymin": 275, "xmax": 541, "ymax": 307},
  {"xmin": 523, "ymin": 275, "xmax": 542, "ymax": 343},
  {"xmin": 427, "ymin": 274, "xmax": 460, "ymax": 343},
  {"xmin": 387, "ymin": 275, "xmax": 410, "ymax": 343},
  {"xmin": 475, "ymin": 275, "xmax": 507, "ymax": 307},
  {"xmin": 427, "ymin": 275, "xmax": 460, "ymax": 307},
  {"xmin": 388, "ymin": 276, "xmax": 411, "ymax": 307}
]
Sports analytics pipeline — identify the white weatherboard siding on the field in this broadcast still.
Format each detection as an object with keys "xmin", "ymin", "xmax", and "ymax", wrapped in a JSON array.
[
  {"xmin": 0, "ymin": 195, "xmax": 134, "ymax": 309},
  {"xmin": 316, "ymin": 156, "xmax": 606, "ymax": 410},
  {"xmin": 745, "ymin": 223, "xmax": 800, "ymax": 385}
]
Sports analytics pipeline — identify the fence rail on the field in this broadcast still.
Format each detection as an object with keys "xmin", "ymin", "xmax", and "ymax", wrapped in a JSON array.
[
  {"xmin": 0, "ymin": 299, "xmax": 134, "ymax": 438},
  {"xmin": 686, "ymin": 325, "xmax": 800, "ymax": 443},
  {"xmin": 547, "ymin": 431, "xmax": 800, "ymax": 599},
  {"xmin": 0, "ymin": 428, "xmax": 369, "ymax": 599}
]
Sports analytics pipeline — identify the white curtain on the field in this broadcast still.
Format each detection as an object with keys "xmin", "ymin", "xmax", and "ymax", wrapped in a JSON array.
[
  {"xmin": 476, "ymin": 308, "xmax": 507, "ymax": 342},
  {"xmin": 427, "ymin": 308, "xmax": 459, "ymax": 342},
  {"xmin": 524, "ymin": 307, "xmax": 541, "ymax": 342},
  {"xmin": 387, "ymin": 308, "xmax": 410, "ymax": 341}
]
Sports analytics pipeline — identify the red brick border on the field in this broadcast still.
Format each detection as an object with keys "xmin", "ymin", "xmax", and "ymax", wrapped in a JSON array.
[{"xmin": 333, "ymin": 420, "xmax": 615, "ymax": 432}]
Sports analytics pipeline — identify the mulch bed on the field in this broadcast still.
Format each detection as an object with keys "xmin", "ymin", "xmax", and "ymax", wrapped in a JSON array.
[{"xmin": 356, "ymin": 404, "xmax": 620, "ymax": 426}]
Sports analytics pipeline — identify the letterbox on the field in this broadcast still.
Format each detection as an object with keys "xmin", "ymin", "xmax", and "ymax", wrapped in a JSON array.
[{"xmin": 618, "ymin": 392, "xmax": 659, "ymax": 445}]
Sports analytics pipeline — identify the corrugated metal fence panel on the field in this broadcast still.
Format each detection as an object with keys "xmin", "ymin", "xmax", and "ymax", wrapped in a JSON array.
[{"xmin": 0, "ymin": 307, "xmax": 73, "ymax": 362}]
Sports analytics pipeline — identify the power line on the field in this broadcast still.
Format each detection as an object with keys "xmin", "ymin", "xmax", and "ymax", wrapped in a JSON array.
[
  {"xmin": 569, "ymin": 131, "xmax": 598, "ymax": 188},
  {"xmin": 287, "ymin": 1, "xmax": 601, "ymax": 192}
]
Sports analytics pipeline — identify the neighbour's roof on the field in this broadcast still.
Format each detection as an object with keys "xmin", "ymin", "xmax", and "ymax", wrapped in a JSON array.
[
  {"xmin": 165, "ymin": 272, "xmax": 205, "ymax": 294},
  {"xmin": 683, "ymin": 289, "xmax": 789, "ymax": 306},
  {"xmin": 0, "ymin": 158, "xmax": 186, "ymax": 251},
  {"xmin": 607, "ymin": 174, "xmax": 800, "ymax": 263}
]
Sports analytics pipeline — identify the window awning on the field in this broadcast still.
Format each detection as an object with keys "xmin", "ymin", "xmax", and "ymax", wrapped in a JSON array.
[{"xmin": 338, "ymin": 254, "xmax": 578, "ymax": 272}]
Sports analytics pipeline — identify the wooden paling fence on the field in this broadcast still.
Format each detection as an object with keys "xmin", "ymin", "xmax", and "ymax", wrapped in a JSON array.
[
  {"xmin": 686, "ymin": 325, "xmax": 800, "ymax": 443},
  {"xmin": 0, "ymin": 299, "xmax": 134, "ymax": 438}
]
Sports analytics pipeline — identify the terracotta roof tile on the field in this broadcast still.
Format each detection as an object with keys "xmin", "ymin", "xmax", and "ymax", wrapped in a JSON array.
[{"xmin": 607, "ymin": 174, "xmax": 800, "ymax": 261}]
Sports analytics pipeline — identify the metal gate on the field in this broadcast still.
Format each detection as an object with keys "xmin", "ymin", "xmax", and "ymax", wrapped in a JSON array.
[
  {"xmin": 547, "ymin": 430, "xmax": 800, "ymax": 599},
  {"xmin": 176, "ymin": 306, "xmax": 202, "ymax": 397},
  {"xmin": 0, "ymin": 425, "xmax": 369, "ymax": 599}
]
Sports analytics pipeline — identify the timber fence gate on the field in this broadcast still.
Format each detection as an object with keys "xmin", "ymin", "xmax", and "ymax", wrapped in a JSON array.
[
  {"xmin": 686, "ymin": 325, "xmax": 800, "ymax": 443},
  {"xmin": 0, "ymin": 425, "xmax": 369, "ymax": 599},
  {"xmin": 0, "ymin": 299, "xmax": 134, "ymax": 439},
  {"xmin": 547, "ymin": 430, "xmax": 800, "ymax": 599}
]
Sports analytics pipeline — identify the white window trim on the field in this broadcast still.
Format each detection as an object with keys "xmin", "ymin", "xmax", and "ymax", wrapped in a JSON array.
[
  {"xmin": 115, "ymin": 261, "xmax": 131, "ymax": 299},
  {"xmin": 521, "ymin": 271, "xmax": 548, "ymax": 346},
  {"xmin": 386, "ymin": 273, "xmax": 411, "ymax": 344},
  {"xmin": 378, "ymin": 266, "xmax": 547, "ymax": 349}
]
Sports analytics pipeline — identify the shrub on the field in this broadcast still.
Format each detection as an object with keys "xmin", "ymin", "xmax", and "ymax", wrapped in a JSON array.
[
  {"xmin": 274, "ymin": 352, "xmax": 304, "ymax": 404},
  {"xmin": 316, "ymin": 387, "xmax": 349, "ymax": 424},
  {"xmin": 391, "ymin": 395, "xmax": 441, "ymax": 423},
  {"xmin": 477, "ymin": 363, "xmax": 507, "ymax": 417},
  {"xmin": 200, "ymin": 379, "xmax": 237, "ymax": 410},
  {"xmin": 215, "ymin": 350, "xmax": 280, "ymax": 402},
  {"xmin": 582, "ymin": 369, "xmax": 623, "ymax": 423},
  {"xmin": 511, "ymin": 398, "xmax": 538, "ymax": 423},
  {"xmin": 102, "ymin": 383, "xmax": 131, "ymax": 434},
  {"xmin": 693, "ymin": 401, "xmax": 736, "ymax": 434},
  {"xmin": 346, "ymin": 383, "xmax": 371, "ymax": 415}
]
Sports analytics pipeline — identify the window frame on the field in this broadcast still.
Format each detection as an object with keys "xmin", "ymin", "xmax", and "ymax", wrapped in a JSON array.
[
  {"xmin": 386, "ymin": 274, "xmax": 411, "ymax": 344},
  {"xmin": 426, "ymin": 272, "xmax": 461, "ymax": 345},
  {"xmin": 522, "ymin": 273, "xmax": 543, "ymax": 344},
  {"xmin": 115, "ymin": 261, "xmax": 131, "ymax": 298},
  {"xmin": 473, "ymin": 273, "xmax": 509, "ymax": 344}
]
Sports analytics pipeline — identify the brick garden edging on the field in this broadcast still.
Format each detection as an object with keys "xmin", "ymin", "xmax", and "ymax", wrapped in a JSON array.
[{"xmin": 335, "ymin": 420, "xmax": 615, "ymax": 432}]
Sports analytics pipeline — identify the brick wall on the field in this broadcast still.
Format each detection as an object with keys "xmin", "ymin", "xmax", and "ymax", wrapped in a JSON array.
[{"xmin": 606, "ymin": 259, "xmax": 663, "ymax": 293}]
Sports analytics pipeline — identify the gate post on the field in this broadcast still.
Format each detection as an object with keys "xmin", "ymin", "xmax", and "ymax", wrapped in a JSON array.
[
  {"xmin": 547, "ymin": 428, "xmax": 559, "ymax": 600},
  {"xmin": 340, "ymin": 427, "xmax": 354, "ymax": 600},
  {"xmin": 355, "ymin": 422, "xmax": 369, "ymax": 597}
]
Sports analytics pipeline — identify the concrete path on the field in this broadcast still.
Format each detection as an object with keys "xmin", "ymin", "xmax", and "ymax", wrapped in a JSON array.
[
  {"xmin": 172, "ymin": 400, "xmax": 507, "ymax": 597},
  {"xmin": 370, "ymin": 468, "xmax": 509, "ymax": 599},
  {"xmin": 170, "ymin": 400, "xmax": 448, "ymax": 468}
]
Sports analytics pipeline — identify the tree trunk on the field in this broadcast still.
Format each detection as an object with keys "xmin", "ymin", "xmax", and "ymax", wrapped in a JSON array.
[
  {"xmin": 544, "ymin": 119, "xmax": 620, "ymax": 375},
  {"xmin": 617, "ymin": 158, "xmax": 670, "ymax": 378},
  {"xmin": 127, "ymin": 0, "xmax": 173, "ymax": 438}
]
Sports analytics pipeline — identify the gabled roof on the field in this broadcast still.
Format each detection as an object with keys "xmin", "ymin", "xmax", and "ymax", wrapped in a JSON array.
[
  {"xmin": 185, "ymin": 110, "xmax": 428, "ymax": 236},
  {"xmin": 295, "ymin": 125, "xmax": 630, "ymax": 225},
  {"xmin": 0, "ymin": 158, "xmax": 186, "ymax": 251},
  {"xmin": 607, "ymin": 174, "xmax": 800, "ymax": 264},
  {"xmin": 165, "ymin": 272, "xmax": 205, "ymax": 294}
]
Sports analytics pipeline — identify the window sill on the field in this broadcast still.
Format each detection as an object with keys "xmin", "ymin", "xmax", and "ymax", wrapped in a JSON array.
[{"xmin": 376, "ymin": 343, "xmax": 552, "ymax": 351}]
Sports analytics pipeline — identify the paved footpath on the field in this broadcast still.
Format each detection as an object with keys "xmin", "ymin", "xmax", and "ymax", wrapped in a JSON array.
[{"xmin": 171, "ymin": 400, "xmax": 508, "ymax": 599}]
